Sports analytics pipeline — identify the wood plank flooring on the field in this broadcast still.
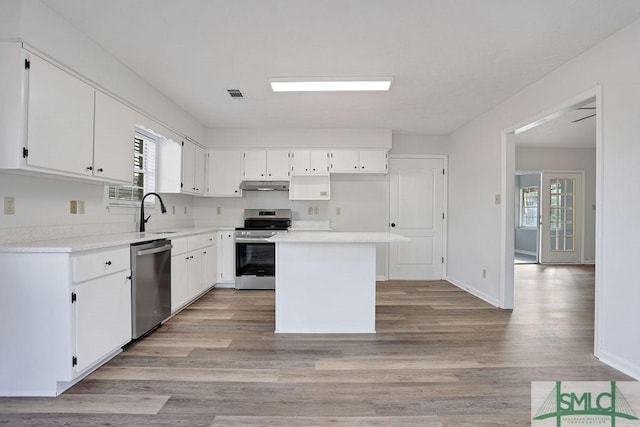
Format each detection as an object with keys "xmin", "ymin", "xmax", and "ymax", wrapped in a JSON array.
[{"xmin": 0, "ymin": 264, "xmax": 631, "ymax": 426}]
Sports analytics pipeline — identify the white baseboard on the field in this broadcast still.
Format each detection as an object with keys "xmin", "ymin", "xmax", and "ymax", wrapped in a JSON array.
[
  {"xmin": 376, "ymin": 275, "xmax": 387, "ymax": 281},
  {"xmin": 445, "ymin": 276, "xmax": 501, "ymax": 308},
  {"xmin": 597, "ymin": 349, "xmax": 640, "ymax": 380}
]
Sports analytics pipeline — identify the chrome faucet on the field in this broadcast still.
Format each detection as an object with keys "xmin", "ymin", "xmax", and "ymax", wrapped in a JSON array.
[{"xmin": 139, "ymin": 192, "xmax": 167, "ymax": 232}]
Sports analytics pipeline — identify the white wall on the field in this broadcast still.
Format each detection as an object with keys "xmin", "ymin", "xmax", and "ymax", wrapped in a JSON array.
[
  {"xmin": 391, "ymin": 134, "xmax": 449, "ymax": 155},
  {"xmin": 516, "ymin": 147, "xmax": 596, "ymax": 262},
  {"xmin": 208, "ymin": 128, "xmax": 391, "ymax": 149},
  {"xmin": 448, "ymin": 18, "xmax": 640, "ymax": 378},
  {"xmin": 0, "ymin": 0, "xmax": 205, "ymax": 243}
]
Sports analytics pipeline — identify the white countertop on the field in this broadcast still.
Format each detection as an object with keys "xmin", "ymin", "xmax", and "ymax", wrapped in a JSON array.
[
  {"xmin": 0, "ymin": 227, "xmax": 226, "ymax": 253},
  {"xmin": 269, "ymin": 231, "xmax": 409, "ymax": 243}
]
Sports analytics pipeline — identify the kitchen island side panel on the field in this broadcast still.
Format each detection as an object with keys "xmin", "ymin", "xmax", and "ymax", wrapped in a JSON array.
[{"xmin": 275, "ymin": 242, "xmax": 376, "ymax": 333}]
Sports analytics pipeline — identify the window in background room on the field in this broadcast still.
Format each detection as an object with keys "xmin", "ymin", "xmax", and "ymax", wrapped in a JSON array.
[
  {"xmin": 520, "ymin": 186, "xmax": 539, "ymax": 228},
  {"xmin": 108, "ymin": 128, "xmax": 157, "ymax": 205}
]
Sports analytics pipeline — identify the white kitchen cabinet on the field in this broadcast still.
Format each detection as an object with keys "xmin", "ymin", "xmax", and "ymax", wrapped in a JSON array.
[
  {"xmin": 93, "ymin": 91, "xmax": 136, "ymax": 184},
  {"xmin": 27, "ymin": 53, "xmax": 95, "ymax": 177},
  {"xmin": 171, "ymin": 237, "xmax": 190, "ymax": 312},
  {"xmin": 171, "ymin": 232, "xmax": 217, "ymax": 313},
  {"xmin": 158, "ymin": 139, "xmax": 206, "ymax": 195},
  {"xmin": 217, "ymin": 230, "xmax": 236, "ymax": 286},
  {"xmin": 0, "ymin": 245, "xmax": 131, "ymax": 396},
  {"xmin": 243, "ymin": 150, "xmax": 290, "ymax": 180},
  {"xmin": 206, "ymin": 150, "xmax": 243, "ymax": 197},
  {"xmin": 0, "ymin": 47, "xmax": 135, "ymax": 184},
  {"xmin": 290, "ymin": 150, "xmax": 329, "ymax": 175},
  {"xmin": 201, "ymin": 244, "xmax": 217, "ymax": 291},
  {"xmin": 329, "ymin": 149, "xmax": 388, "ymax": 174}
]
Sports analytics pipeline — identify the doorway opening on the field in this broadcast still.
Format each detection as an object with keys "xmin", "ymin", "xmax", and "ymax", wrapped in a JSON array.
[{"xmin": 501, "ymin": 87, "xmax": 601, "ymax": 355}]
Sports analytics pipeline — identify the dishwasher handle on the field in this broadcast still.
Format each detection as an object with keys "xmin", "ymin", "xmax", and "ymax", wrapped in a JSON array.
[{"xmin": 136, "ymin": 244, "xmax": 173, "ymax": 257}]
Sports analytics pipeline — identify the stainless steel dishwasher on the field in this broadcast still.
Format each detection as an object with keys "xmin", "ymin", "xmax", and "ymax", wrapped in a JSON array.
[{"xmin": 130, "ymin": 239, "xmax": 172, "ymax": 339}]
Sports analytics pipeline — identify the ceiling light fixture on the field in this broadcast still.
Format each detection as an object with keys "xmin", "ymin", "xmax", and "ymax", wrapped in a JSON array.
[{"xmin": 270, "ymin": 77, "xmax": 393, "ymax": 92}]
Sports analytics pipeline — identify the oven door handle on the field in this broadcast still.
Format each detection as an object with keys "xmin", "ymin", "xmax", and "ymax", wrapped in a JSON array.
[{"xmin": 235, "ymin": 237, "xmax": 274, "ymax": 243}]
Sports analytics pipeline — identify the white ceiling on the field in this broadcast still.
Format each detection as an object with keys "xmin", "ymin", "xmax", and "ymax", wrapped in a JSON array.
[
  {"xmin": 516, "ymin": 104, "xmax": 597, "ymax": 148},
  {"xmin": 42, "ymin": 0, "xmax": 640, "ymax": 135}
]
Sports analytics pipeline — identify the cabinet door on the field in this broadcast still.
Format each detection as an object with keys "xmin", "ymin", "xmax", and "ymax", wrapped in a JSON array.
[
  {"xmin": 329, "ymin": 150, "xmax": 359, "ymax": 172},
  {"xmin": 290, "ymin": 150, "xmax": 310, "ymax": 174},
  {"xmin": 217, "ymin": 231, "xmax": 236, "ymax": 283},
  {"xmin": 187, "ymin": 250, "xmax": 202, "ymax": 299},
  {"xmin": 74, "ymin": 272, "xmax": 131, "ymax": 373},
  {"xmin": 93, "ymin": 91, "xmax": 136, "ymax": 184},
  {"xmin": 309, "ymin": 150, "xmax": 329, "ymax": 174},
  {"xmin": 206, "ymin": 150, "xmax": 243, "ymax": 197},
  {"xmin": 193, "ymin": 144, "xmax": 206, "ymax": 194},
  {"xmin": 171, "ymin": 254, "xmax": 189, "ymax": 312},
  {"xmin": 201, "ymin": 245, "xmax": 217, "ymax": 290},
  {"xmin": 359, "ymin": 150, "xmax": 388, "ymax": 173},
  {"xmin": 27, "ymin": 55, "xmax": 95, "ymax": 176},
  {"xmin": 266, "ymin": 150, "xmax": 290, "ymax": 180},
  {"xmin": 181, "ymin": 140, "xmax": 196, "ymax": 193},
  {"xmin": 243, "ymin": 150, "xmax": 266, "ymax": 180}
]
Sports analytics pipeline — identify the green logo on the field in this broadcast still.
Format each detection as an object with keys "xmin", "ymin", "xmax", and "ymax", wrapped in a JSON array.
[{"xmin": 533, "ymin": 381, "xmax": 638, "ymax": 426}]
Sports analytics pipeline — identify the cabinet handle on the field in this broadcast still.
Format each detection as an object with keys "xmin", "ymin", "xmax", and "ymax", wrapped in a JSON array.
[
  {"xmin": 190, "ymin": 255, "xmax": 194, "ymax": 259},
  {"xmin": 391, "ymin": 223, "xmax": 396, "ymax": 228},
  {"xmin": 203, "ymin": 251, "xmax": 207, "ymax": 254},
  {"xmin": 105, "ymin": 261, "xmax": 112, "ymax": 266},
  {"xmin": 362, "ymin": 166, "xmax": 365, "ymax": 169},
  {"xmin": 354, "ymin": 165, "xmax": 357, "ymax": 169},
  {"xmin": 185, "ymin": 256, "xmax": 189, "ymax": 260},
  {"xmin": 86, "ymin": 166, "xmax": 93, "ymax": 171},
  {"xmin": 97, "ymin": 168, "xmax": 103, "ymax": 172}
]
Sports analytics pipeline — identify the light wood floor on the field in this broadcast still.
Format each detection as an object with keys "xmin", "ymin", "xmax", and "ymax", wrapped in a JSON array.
[{"xmin": 0, "ymin": 265, "xmax": 630, "ymax": 426}]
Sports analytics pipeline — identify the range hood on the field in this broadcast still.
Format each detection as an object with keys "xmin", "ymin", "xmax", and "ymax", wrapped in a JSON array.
[{"xmin": 239, "ymin": 180, "xmax": 290, "ymax": 191}]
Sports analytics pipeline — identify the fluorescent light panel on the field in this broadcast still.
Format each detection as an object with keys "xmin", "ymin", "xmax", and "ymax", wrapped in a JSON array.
[{"xmin": 270, "ymin": 77, "xmax": 392, "ymax": 92}]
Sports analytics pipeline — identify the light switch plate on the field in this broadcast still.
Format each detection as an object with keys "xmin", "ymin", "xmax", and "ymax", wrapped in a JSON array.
[
  {"xmin": 70, "ymin": 200, "xmax": 78, "ymax": 214},
  {"xmin": 77, "ymin": 200, "xmax": 85, "ymax": 214}
]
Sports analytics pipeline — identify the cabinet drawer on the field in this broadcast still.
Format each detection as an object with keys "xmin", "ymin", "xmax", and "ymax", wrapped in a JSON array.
[
  {"xmin": 189, "ymin": 233, "xmax": 216, "ymax": 251},
  {"xmin": 72, "ymin": 247, "xmax": 129, "ymax": 283},
  {"xmin": 171, "ymin": 237, "xmax": 189, "ymax": 256}
]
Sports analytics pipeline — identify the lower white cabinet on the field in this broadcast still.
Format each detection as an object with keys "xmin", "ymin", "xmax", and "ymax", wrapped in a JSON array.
[
  {"xmin": 0, "ymin": 245, "xmax": 131, "ymax": 397},
  {"xmin": 170, "ymin": 232, "xmax": 217, "ymax": 313},
  {"xmin": 217, "ymin": 230, "xmax": 236, "ymax": 285},
  {"xmin": 73, "ymin": 271, "xmax": 131, "ymax": 373}
]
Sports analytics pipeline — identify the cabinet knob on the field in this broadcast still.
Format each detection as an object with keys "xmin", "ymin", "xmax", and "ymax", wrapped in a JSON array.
[
  {"xmin": 354, "ymin": 166, "xmax": 357, "ymax": 169},
  {"xmin": 97, "ymin": 168, "xmax": 103, "ymax": 172},
  {"xmin": 391, "ymin": 223, "xmax": 396, "ymax": 228},
  {"xmin": 86, "ymin": 166, "xmax": 93, "ymax": 171},
  {"xmin": 234, "ymin": 190, "xmax": 238, "ymax": 193},
  {"xmin": 361, "ymin": 166, "xmax": 365, "ymax": 169},
  {"xmin": 305, "ymin": 168, "xmax": 308, "ymax": 171},
  {"xmin": 105, "ymin": 260, "xmax": 112, "ymax": 266},
  {"xmin": 203, "ymin": 251, "xmax": 207, "ymax": 254}
]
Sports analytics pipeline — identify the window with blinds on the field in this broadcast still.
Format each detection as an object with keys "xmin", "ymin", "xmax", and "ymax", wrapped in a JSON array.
[{"xmin": 108, "ymin": 129, "xmax": 157, "ymax": 204}]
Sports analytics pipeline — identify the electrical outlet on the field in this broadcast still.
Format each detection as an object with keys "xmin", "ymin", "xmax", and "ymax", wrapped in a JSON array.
[
  {"xmin": 313, "ymin": 207, "xmax": 319, "ymax": 215},
  {"xmin": 77, "ymin": 200, "xmax": 85, "ymax": 214},
  {"xmin": 308, "ymin": 207, "xmax": 313, "ymax": 215},
  {"xmin": 70, "ymin": 200, "xmax": 78, "ymax": 214},
  {"xmin": 4, "ymin": 196, "xmax": 15, "ymax": 215},
  {"xmin": 336, "ymin": 207, "xmax": 341, "ymax": 215}
]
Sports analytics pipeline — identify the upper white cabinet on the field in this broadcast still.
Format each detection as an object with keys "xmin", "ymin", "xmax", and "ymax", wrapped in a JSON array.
[
  {"xmin": 243, "ymin": 150, "xmax": 290, "ymax": 180},
  {"xmin": 26, "ymin": 54, "xmax": 95, "ymax": 177},
  {"xmin": 329, "ymin": 149, "xmax": 388, "ymax": 174},
  {"xmin": 206, "ymin": 150, "xmax": 243, "ymax": 197},
  {"xmin": 290, "ymin": 150, "xmax": 329, "ymax": 175},
  {"xmin": 157, "ymin": 138, "xmax": 206, "ymax": 195},
  {"xmin": 93, "ymin": 91, "xmax": 137, "ymax": 183},
  {"xmin": 181, "ymin": 140, "xmax": 206, "ymax": 195},
  {"xmin": 0, "ymin": 47, "xmax": 134, "ymax": 184}
]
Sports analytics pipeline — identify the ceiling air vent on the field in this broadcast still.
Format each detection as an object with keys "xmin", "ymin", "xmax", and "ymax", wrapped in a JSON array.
[{"xmin": 227, "ymin": 89, "xmax": 244, "ymax": 99}]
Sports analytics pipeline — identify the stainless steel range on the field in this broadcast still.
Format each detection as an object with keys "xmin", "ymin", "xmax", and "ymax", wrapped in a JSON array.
[{"xmin": 235, "ymin": 209, "xmax": 291, "ymax": 290}]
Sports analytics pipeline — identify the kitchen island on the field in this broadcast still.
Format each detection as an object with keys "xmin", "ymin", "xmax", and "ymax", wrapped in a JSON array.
[{"xmin": 269, "ymin": 232, "xmax": 409, "ymax": 333}]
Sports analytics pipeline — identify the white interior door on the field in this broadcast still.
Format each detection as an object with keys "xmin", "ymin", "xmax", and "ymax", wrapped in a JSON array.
[
  {"xmin": 540, "ymin": 172, "xmax": 583, "ymax": 263},
  {"xmin": 389, "ymin": 157, "xmax": 444, "ymax": 280}
]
